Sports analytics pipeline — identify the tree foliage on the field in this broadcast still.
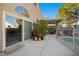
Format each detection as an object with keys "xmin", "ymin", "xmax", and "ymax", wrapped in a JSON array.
[
  {"xmin": 33, "ymin": 20, "xmax": 48, "ymax": 37},
  {"xmin": 56, "ymin": 3, "xmax": 79, "ymax": 26}
]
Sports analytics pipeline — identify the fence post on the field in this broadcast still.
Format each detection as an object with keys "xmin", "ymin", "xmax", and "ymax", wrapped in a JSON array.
[
  {"xmin": 73, "ymin": 27, "xmax": 75, "ymax": 47},
  {"xmin": 73, "ymin": 27, "xmax": 77, "ymax": 55},
  {"xmin": 61, "ymin": 27, "xmax": 63, "ymax": 40}
]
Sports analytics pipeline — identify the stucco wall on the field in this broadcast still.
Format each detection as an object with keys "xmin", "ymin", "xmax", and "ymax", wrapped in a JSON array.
[
  {"xmin": 33, "ymin": 4, "xmax": 42, "ymax": 20},
  {"xmin": 0, "ymin": 3, "xmax": 42, "ymax": 51},
  {"xmin": 2, "ymin": 3, "xmax": 42, "ymax": 22},
  {"xmin": 0, "ymin": 4, "xmax": 3, "ymax": 51},
  {"xmin": 0, "ymin": 12, "xmax": 2, "ymax": 51}
]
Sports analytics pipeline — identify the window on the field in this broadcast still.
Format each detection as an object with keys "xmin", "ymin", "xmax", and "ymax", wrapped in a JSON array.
[
  {"xmin": 5, "ymin": 15, "xmax": 23, "ymax": 46},
  {"xmin": 15, "ymin": 6, "xmax": 29, "ymax": 17},
  {"xmin": 6, "ymin": 15, "xmax": 16, "ymax": 25}
]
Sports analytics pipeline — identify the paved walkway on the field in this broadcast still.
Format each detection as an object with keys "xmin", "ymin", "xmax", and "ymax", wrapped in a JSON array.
[{"xmin": 0, "ymin": 34, "xmax": 74, "ymax": 56}]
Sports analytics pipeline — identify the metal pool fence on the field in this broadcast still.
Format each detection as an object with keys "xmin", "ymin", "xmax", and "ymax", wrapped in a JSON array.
[{"xmin": 56, "ymin": 28, "xmax": 79, "ymax": 54}]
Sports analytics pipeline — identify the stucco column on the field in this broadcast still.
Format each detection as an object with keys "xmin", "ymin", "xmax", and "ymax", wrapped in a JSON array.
[
  {"xmin": 72, "ymin": 27, "xmax": 77, "ymax": 55},
  {"xmin": 0, "ymin": 9, "xmax": 3, "ymax": 51},
  {"xmin": 73, "ymin": 27, "xmax": 75, "ymax": 46}
]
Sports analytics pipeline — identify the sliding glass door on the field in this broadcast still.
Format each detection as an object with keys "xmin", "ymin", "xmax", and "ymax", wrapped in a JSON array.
[
  {"xmin": 5, "ymin": 15, "xmax": 23, "ymax": 47},
  {"xmin": 24, "ymin": 21, "xmax": 32, "ymax": 40}
]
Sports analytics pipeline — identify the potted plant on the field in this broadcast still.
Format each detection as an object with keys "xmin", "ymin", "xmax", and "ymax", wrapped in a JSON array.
[
  {"xmin": 32, "ymin": 20, "xmax": 47, "ymax": 40},
  {"xmin": 32, "ymin": 23, "xmax": 38, "ymax": 40}
]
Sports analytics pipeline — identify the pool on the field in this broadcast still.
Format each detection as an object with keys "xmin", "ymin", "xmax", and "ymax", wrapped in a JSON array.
[{"xmin": 63, "ymin": 38, "xmax": 79, "ymax": 47}]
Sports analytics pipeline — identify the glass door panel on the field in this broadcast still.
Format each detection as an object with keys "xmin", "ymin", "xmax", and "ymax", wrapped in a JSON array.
[
  {"xmin": 6, "ymin": 15, "xmax": 23, "ymax": 47},
  {"xmin": 24, "ymin": 21, "xmax": 32, "ymax": 40}
]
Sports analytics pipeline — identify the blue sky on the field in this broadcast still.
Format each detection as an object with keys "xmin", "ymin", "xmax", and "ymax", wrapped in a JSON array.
[{"xmin": 39, "ymin": 3, "xmax": 64, "ymax": 19}]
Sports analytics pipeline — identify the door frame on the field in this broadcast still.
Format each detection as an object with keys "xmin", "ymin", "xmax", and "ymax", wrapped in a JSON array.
[{"xmin": 2, "ymin": 11, "xmax": 33, "ymax": 51}]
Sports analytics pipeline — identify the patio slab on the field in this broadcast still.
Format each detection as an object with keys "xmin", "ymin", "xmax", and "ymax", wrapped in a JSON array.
[{"xmin": 0, "ymin": 34, "xmax": 74, "ymax": 56}]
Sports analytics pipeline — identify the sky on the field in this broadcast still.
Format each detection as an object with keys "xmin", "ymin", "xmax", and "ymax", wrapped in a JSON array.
[{"xmin": 39, "ymin": 3, "xmax": 64, "ymax": 19}]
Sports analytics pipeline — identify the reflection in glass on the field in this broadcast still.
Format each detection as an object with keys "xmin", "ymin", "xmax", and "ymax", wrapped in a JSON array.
[
  {"xmin": 15, "ymin": 6, "xmax": 29, "ymax": 17},
  {"xmin": 6, "ymin": 15, "xmax": 22, "ymax": 47}
]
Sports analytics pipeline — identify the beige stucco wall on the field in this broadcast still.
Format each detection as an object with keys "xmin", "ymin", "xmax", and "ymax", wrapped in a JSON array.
[
  {"xmin": 2, "ymin": 3, "xmax": 42, "ymax": 22},
  {"xmin": 0, "ymin": 13, "xmax": 2, "ymax": 51},
  {"xmin": 33, "ymin": 4, "xmax": 42, "ymax": 20},
  {"xmin": 0, "ymin": 4, "xmax": 3, "ymax": 24},
  {"xmin": 0, "ymin": 3, "xmax": 43, "ymax": 23},
  {"xmin": 0, "ymin": 3, "xmax": 42, "ymax": 51},
  {"xmin": 0, "ymin": 4, "xmax": 3, "ymax": 51}
]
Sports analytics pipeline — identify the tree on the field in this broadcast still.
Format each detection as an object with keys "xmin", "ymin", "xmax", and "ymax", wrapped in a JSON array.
[{"xmin": 56, "ymin": 3, "xmax": 79, "ymax": 27}]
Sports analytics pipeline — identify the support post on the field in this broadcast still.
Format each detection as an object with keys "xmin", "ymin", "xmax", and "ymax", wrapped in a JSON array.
[
  {"xmin": 73, "ymin": 27, "xmax": 77, "ymax": 55},
  {"xmin": 73, "ymin": 27, "xmax": 75, "ymax": 47}
]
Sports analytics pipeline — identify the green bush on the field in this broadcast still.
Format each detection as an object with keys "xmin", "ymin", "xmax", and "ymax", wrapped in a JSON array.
[{"xmin": 32, "ymin": 20, "xmax": 48, "ymax": 40}]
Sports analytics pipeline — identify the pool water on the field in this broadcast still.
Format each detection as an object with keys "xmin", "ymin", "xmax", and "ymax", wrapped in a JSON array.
[{"xmin": 64, "ymin": 38, "xmax": 79, "ymax": 47}]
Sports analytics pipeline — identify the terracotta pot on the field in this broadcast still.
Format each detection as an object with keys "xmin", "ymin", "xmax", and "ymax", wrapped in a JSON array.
[
  {"xmin": 34, "ymin": 37, "xmax": 38, "ymax": 40},
  {"xmin": 38, "ymin": 37, "xmax": 42, "ymax": 41}
]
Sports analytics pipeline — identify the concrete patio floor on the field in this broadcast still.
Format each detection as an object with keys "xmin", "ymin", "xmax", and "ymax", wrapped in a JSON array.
[{"xmin": 0, "ymin": 34, "xmax": 74, "ymax": 56}]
